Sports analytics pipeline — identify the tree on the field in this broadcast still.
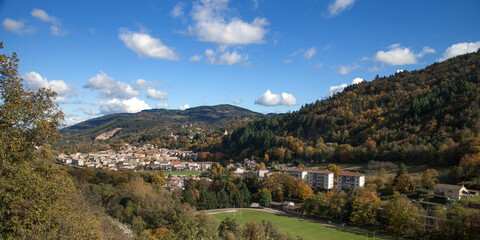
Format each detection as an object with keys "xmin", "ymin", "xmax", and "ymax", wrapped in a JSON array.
[
  {"xmin": 0, "ymin": 42, "xmax": 63, "ymax": 166},
  {"xmin": 258, "ymin": 188, "xmax": 272, "ymax": 207},
  {"xmin": 421, "ymin": 168, "xmax": 439, "ymax": 189},
  {"xmin": 349, "ymin": 191, "xmax": 382, "ymax": 225},
  {"xmin": 382, "ymin": 194, "xmax": 424, "ymax": 237},
  {"xmin": 264, "ymin": 153, "xmax": 269, "ymax": 162},
  {"xmin": 327, "ymin": 163, "xmax": 342, "ymax": 179},
  {"xmin": 218, "ymin": 218, "xmax": 240, "ymax": 240}
]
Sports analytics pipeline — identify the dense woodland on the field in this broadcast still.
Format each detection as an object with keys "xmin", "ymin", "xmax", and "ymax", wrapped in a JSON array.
[{"xmin": 220, "ymin": 51, "xmax": 480, "ymax": 188}]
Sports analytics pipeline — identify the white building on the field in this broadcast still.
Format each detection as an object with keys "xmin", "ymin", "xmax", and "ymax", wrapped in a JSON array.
[
  {"xmin": 257, "ymin": 169, "xmax": 269, "ymax": 178},
  {"xmin": 307, "ymin": 170, "xmax": 334, "ymax": 190},
  {"xmin": 337, "ymin": 171, "xmax": 365, "ymax": 190},
  {"xmin": 285, "ymin": 168, "xmax": 307, "ymax": 180}
]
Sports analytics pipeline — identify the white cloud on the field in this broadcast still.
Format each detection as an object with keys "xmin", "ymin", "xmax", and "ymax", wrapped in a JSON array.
[
  {"xmin": 439, "ymin": 41, "xmax": 480, "ymax": 61},
  {"xmin": 351, "ymin": 77, "xmax": 364, "ymax": 85},
  {"xmin": 189, "ymin": 55, "xmax": 203, "ymax": 62},
  {"xmin": 31, "ymin": 9, "xmax": 66, "ymax": 36},
  {"xmin": 373, "ymin": 44, "xmax": 435, "ymax": 66},
  {"xmin": 146, "ymin": 87, "xmax": 168, "ymax": 100},
  {"xmin": 63, "ymin": 117, "xmax": 83, "ymax": 127},
  {"xmin": 233, "ymin": 99, "xmax": 243, "ymax": 104},
  {"xmin": 84, "ymin": 71, "xmax": 139, "ymax": 99},
  {"xmin": 417, "ymin": 46, "xmax": 436, "ymax": 58},
  {"xmin": 303, "ymin": 47, "xmax": 317, "ymax": 59},
  {"xmin": 313, "ymin": 63, "xmax": 323, "ymax": 68},
  {"xmin": 327, "ymin": 83, "xmax": 348, "ymax": 97},
  {"xmin": 204, "ymin": 48, "xmax": 248, "ymax": 65},
  {"xmin": 2, "ymin": 18, "xmax": 34, "ymax": 35},
  {"xmin": 396, "ymin": 69, "xmax": 406, "ymax": 74},
  {"xmin": 254, "ymin": 90, "xmax": 297, "ymax": 106},
  {"xmin": 23, "ymin": 72, "xmax": 76, "ymax": 96},
  {"xmin": 190, "ymin": 0, "xmax": 269, "ymax": 45},
  {"xmin": 50, "ymin": 25, "xmax": 67, "ymax": 36},
  {"xmin": 337, "ymin": 64, "xmax": 357, "ymax": 75},
  {"xmin": 133, "ymin": 79, "xmax": 152, "ymax": 90},
  {"xmin": 78, "ymin": 108, "xmax": 98, "ymax": 116},
  {"xmin": 96, "ymin": 97, "xmax": 151, "ymax": 114},
  {"xmin": 179, "ymin": 104, "xmax": 190, "ymax": 110},
  {"xmin": 31, "ymin": 9, "xmax": 58, "ymax": 24},
  {"xmin": 53, "ymin": 96, "xmax": 69, "ymax": 104},
  {"xmin": 119, "ymin": 28, "xmax": 179, "ymax": 60},
  {"xmin": 156, "ymin": 103, "xmax": 169, "ymax": 109},
  {"xmin": 170, "ymin": 2, "xmax": 185, "ymax": 18},
  {"xmin": 327, "ymin": 77, "xmax": 365, "ymax": 97},
  {"xmin": 328, "ymin": 0, "xmax": 356, "ymax": 16}
]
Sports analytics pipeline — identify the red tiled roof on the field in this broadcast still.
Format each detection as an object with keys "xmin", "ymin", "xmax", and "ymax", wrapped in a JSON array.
[
  {"xmin": 309, "ymin": 169, "xmax": 332, "ymax": 174},
  {"xmin": 286, "ymin": 168, "xmax": 306, "ymax": 172},
  {"xmin": 339, "ymin": 171, "xmax": 364, "ymax": 177}
]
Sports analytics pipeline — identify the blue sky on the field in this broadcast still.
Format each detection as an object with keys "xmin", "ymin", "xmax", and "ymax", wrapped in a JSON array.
[{"xmin": 1, "ymin": 0, "xmax": 480, "ymax": 125}]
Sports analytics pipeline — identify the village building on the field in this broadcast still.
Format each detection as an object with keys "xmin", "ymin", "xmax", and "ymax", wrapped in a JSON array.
[
  {"xmin": 337, "ymin": 171, "xmax": 365, "ymax": 190},
  {"xmin": 434, "ymin": 183, "xmax": 469, "ymax": 200},
  {"xmin": 285, "ymin": 168, "xmax": 307, "ymax": 180},
  {"xmin": 307, "ymin": 169, "xmax": 334, "ymax": 190}
]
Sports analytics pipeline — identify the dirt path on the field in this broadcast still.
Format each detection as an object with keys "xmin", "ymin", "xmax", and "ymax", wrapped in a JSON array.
[{"xmin": 203, "ymin": 207, "xmax": 394, "ymax": 239}]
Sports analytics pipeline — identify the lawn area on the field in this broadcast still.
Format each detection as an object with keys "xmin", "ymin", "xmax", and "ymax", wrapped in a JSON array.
[
  {"xmin": 213, "ymin": 210, "xmax": 382, "ymax": 240},
  {"xmin": 165, "ymin": 170, "xmax": 200, "ymax": 176},
  {"xmin": 463, "ymin": 195, "xmax": 480, "ymax": 203}
]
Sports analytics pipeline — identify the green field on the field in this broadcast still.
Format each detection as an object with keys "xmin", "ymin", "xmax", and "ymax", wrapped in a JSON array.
[
  {"xmin": 213, "ymin": 210, "xmax": 382, "ymax": 240},
  {"xmin": 165, "ymin": 170, "xmax": 200, "ymax": 176}
]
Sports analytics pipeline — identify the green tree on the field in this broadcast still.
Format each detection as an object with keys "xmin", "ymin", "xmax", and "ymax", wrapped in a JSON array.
[
  {"xmin": 382, "ymin": 194, "xmax": 424, "ymax": 237},
  {"xmin": 421, "ymin": 168, "xmax": 439, "ymax": 189},
  {"xmin": 258, "ymin": 188, "xmax": 272, "ymax": 207},
  {"xmin": 349, "ymin": 191, "xmax": 382, "ymax": 225}
]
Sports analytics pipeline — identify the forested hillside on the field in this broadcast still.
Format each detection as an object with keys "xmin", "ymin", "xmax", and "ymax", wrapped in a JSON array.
[
  {"xmin": 222, "ymin": 51, "xmax": 480, "ymax": 168},
  {"xmin": 56, "ymin": 104, "xmax": 263, "ymax": 152}
]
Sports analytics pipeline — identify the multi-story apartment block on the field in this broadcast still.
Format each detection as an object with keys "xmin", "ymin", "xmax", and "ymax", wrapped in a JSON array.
[
  {"xmin": 285, "ymin": 168, "xmax": 307, "ymax": 180},
  {"xmin": 307, "ymin": 170, "xmax": 334, "ymax": 190},
  {"xmin": 337, "ymin": 171, "xmax": 365, "ymax": 190}
]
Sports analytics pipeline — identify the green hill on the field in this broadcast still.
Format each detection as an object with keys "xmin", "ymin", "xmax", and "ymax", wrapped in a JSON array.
[
  {"xmin": 222, "ymin": 51, "xmax": 480, "ymax": 165},
  {"xmin": 58, "ymin": 104, "xmax": 263, "ymax": 146}
]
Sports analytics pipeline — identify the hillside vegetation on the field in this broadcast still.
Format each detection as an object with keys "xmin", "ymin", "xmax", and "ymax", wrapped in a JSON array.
[{"xmin": 222, "ymin": 51, "xmax": 480, "ymax": 169}]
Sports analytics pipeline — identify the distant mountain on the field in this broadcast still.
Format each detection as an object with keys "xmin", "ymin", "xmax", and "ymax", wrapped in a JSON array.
[
  {"xmin": 58, "ymin": 104, "xmax": 263, "ymax": 145},
  {"xmin": 222, "ymin": 51, "xmax": 480, "ymax": 165}
]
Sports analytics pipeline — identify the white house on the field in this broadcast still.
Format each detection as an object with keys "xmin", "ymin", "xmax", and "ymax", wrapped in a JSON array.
[
  {"xmin": 307, "ymin": 170, "xmax": 334, "ymax": 190},
  {"xmin": 285, "ymin": 168, "xmax": 307, "ymax": 180},
  {"xmin": 337, "ymin": 171, "xmax": 365, "ymax": 190},
  {"xmin": 434, "ymin": 184, "xmax": 469, "ymax": 200}
]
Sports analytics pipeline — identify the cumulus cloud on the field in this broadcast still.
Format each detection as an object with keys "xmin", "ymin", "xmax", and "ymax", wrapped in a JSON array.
[
  {"xmin": 337, "ymin": 64, "xmax": 358, "ymax": 75},
  {"xmin": 303, "ymin": 47, "xmax": 317, "ymax": 59},
  {"xmin": 84, "ymin": 71, "xmax": 139, "ymax": 99},
  {"xmin": 31, "ymin": 8, "xmax": 58, "ymax": 24},
  {"xmin": 179, "ymin": 104, "xmax": 190, "ymax": 110},
  {"xmin": 373, "ymin": 44, "xmax": 435, "ymax": 66},
  {"xmin": 50, "ymin": 25, "xmax": 67, "ymax": 36},
  {"xmin": 146, "ymin": 87, "xmax": 168, "ymax": 100},
  {"xmin": 327, "ymin": 83, "xmax": 348, "ymax": 97},
  {"xmin": 133, "ymin": 79, "xmax": 152, "ymax": 90},
  {"xmin": 78, "ymin": 108, "xmax": 98, "ymax": 116},
  {"xmin": 204, "ymin": 48, "xmax": 249, "ymax": 65},
  {"xmin": 351, "ymin": 77, "xmax": 365, "ymax": 85},
  {"xmin": 439, "ymin": 41, "xmax": 480, "ymax": 61},
  {"xmin": 328, "ymin": 0, "xmax": 356, "ymax": 16},
  {"xmin": 119, "ymin": 28, "xmax": 179, "ymax": 60},
  {"xmin": 96, "ymin": 97, "xmax": 151, "ymax": 114},
  {"xmin": 170, "ymin": 2, "xmax": 185, "ymax": 18},
  {"xmin": 233, "ymin": 99, "xmax": 243, "ymax": 104},
  {"xmin": 189, "ymin": 55, "xmax": 203, "ymax": 62},
  {"xmin": 190, "ymin": 0, "xmax": 269, "ymax": 45},
  {"xmin": 327, "ymin": 77, "xmax": 364, "ymax": 97},
  {"xmin": 23, "ymin": 72, "xmax": 76, "ymax": 96},
  {"xmin": 2, "ymin": 18, "xmax": 34, "ymax": 34},
  {"xmin": 31, "ymin": 8, "xmax": 67, "ymax": 36},
  {"xmin": 254, "ymin": 90, "xmax": 297, "ymax": 106},
  {"xmin": 63, "ymin": 117, "xmax": 83, "ymax": 127},
  {"xmin": 156, "ymin": 103, "xmax": 169, "ymax": 109}
]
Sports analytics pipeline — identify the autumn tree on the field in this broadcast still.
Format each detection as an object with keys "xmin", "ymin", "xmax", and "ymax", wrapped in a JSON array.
[
  {"xmin": 382, "ymin": 194, "xmax": 424, "ymax": 238},
  {"xmin": 349, "ymin": 191, "xmax": 382, "ymax": 225},
  {"xmin": 421, "ymin": 168, "xmax": 439, "ymax": 189},
  {"xmin": 327, "ymin": 163, "xmax": 342, "ymax": 179}
]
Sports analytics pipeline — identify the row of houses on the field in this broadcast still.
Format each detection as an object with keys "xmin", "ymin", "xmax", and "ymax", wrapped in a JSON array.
[{"xmin": 285, "ymin": 168, "xmax": 364, "ymax": 191}]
